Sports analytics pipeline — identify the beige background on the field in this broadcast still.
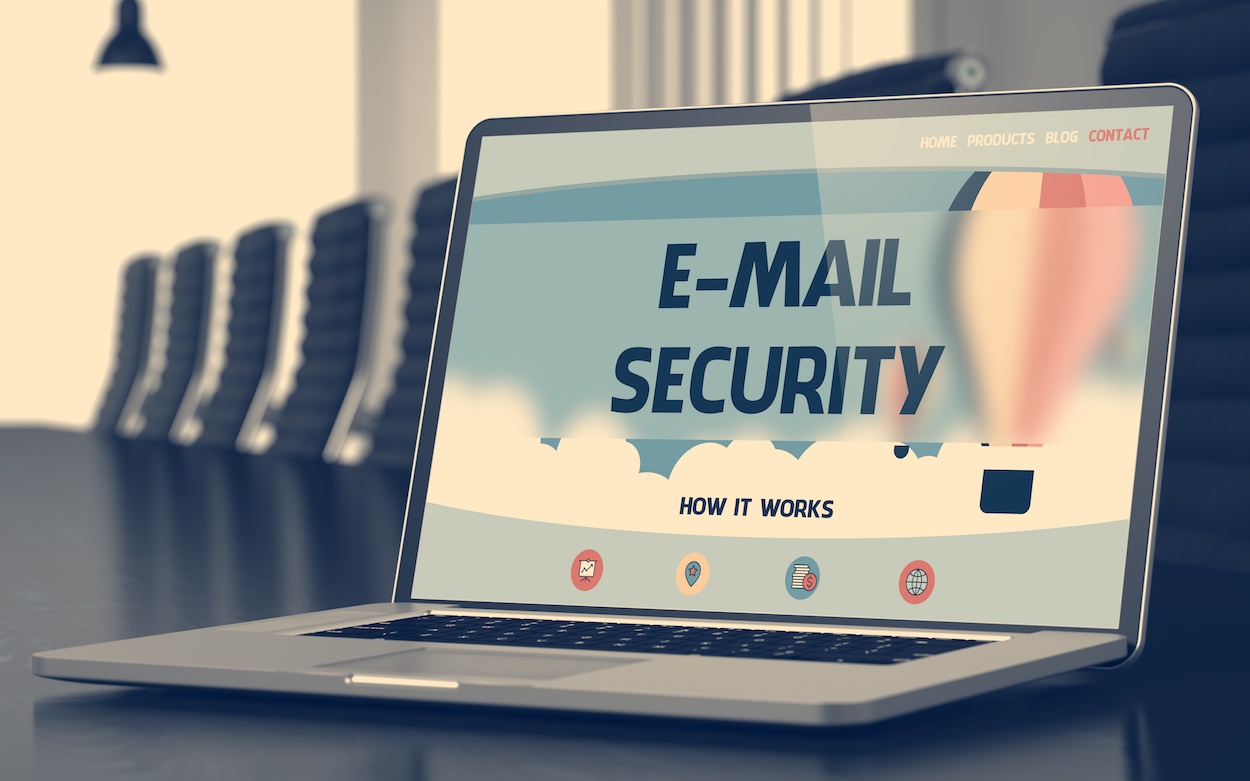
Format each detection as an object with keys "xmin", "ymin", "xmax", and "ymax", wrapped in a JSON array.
[{"xmin": 0, "ymin": 1, "xmax": 358, "ymax": 428}]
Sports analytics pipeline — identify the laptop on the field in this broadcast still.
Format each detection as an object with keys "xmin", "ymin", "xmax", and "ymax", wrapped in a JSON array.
[{"xmin": 35, "ymin": 84, "xmax": 1197, "ymax": 726}]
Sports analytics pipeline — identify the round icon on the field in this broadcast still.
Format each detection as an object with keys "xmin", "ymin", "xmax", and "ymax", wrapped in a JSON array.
[
  {"xmin": 899, "ymin": 560, "xmax": 935, "ymax": 604},
  {"xmin": 571, "ymin": 549, "xmax": 604, "ymax": 591},
  {"xmin": 785, "ymin": 556, "xmax": 820, "ymax": 600},
  {"xmin": 676, "ymin": 553, "xmax": 709, "ymax": 595}
]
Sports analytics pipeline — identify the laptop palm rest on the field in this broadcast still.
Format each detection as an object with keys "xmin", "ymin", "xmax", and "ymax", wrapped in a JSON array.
[{"xmin": 321, "ymin": 647, "xmax": 639, "ymax": 681}]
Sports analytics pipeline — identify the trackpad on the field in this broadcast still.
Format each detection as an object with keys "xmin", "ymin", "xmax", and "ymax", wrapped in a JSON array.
[{"xmin": 321, "ymin": 647, "xmax": 638, "ymax": 681}]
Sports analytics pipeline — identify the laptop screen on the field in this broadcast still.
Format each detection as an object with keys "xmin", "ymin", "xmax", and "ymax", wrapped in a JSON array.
[{"xmin": 404, "ymin": 89, "xmax": 1191, "ymax": 632}]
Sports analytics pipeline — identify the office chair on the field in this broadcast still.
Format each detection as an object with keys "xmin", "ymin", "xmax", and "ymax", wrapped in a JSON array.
[
  {"xmin": 366, "ymin": 177, "xmax": 457, "ymax": 471},
  {"xmin": 125, "ymin": 240, "xmax": 218, "ymax": 442},
  {"xmin": 94, "ymin": 254, "xmax": 159, "ymax": 435},
  {"xmin": 267, "ymin": 198, "xmax": 388, "ymax": 462},
  {"xmin": 194, "ymin": 222, "xmax": 292, "ymax": 450},
  {"xmin": 783, "ymin": 51, "xmax": 987, "ymax": 101},
  {"xmin": 1102, "ymin": 0, "xmax": 1250, "ymax": 571}
]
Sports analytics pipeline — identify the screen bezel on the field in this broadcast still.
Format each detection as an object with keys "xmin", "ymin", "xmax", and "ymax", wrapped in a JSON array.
[{"xmin": 391, "ymin": 84, "xmax": 1197, "ymax": 662}]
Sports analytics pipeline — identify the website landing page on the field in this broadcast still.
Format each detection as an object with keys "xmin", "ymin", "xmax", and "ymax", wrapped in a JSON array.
[{"xmin": 411, "ymin": 104, "xmax": 1174, "ymax": 629}]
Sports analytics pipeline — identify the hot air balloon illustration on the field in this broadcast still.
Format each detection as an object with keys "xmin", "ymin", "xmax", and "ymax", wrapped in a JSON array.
[
  {"xmin": 948, "ymin": 171, "xmax": 1140, "ymax": 512},
  {"xmin": 949, "ymin": 170, "xmax": 1139, "ymax": 445}
]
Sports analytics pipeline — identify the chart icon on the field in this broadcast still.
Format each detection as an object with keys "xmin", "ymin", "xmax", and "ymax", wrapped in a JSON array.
[{"xmin": 570, "ymin": 549, "xmax": 604, "ymax": 591}]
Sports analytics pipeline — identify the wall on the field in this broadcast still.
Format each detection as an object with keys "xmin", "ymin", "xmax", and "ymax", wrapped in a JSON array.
[
  {"xmin": 439, "ymin": 0, "xmax": 614, "ymax": 173},
  {"xmin": 0, "ymin": 0, "xmax": 357, "ymax": 428},
  {"xmin": 613, "ymin": 0, "xmax": 912, "ymax": 108}
]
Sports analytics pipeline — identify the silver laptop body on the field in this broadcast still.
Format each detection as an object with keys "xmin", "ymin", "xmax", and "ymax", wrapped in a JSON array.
[{"xmin": 36, "ymin": 84, "xmax": 1196, "ymax": 726}]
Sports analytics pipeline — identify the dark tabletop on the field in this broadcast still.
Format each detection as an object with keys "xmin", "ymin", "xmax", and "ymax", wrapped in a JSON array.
[{"xmin": 1, "ymin": 426, "xmax": 1245, "ymax": 780}]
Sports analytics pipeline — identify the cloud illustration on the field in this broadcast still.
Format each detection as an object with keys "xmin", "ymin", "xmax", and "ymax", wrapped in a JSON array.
[{"xmin": 425, "ymin": 376, "xmax": 1141, "ymax": 538}]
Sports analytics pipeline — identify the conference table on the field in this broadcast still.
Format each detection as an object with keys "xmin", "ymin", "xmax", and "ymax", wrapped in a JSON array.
[{"xmin": 1, "ymin": 426, "xmax": 1243, "ymax": 779}]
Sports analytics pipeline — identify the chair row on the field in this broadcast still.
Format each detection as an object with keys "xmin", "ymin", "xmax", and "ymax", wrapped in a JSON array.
[{"xmin": 94, "ymin": 178, "xmax": 457, "ymax": 472}]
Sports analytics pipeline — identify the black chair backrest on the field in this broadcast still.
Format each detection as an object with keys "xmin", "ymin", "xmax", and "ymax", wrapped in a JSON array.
[
  {"xmin": 131, "ymin": 241, "xmax": 218, "ymax": 441},
  {"xmin": 94, "ymin": 255, "xmax": 159, "ymax": 434},
  {"xmin": 196, "ymin": 222, "xmax": 292, "ymax": 450},
  {"xmin": 367, "ymin": 177, "xmax": 457, "ymax": 471},
  {"xmin": 1101, "ymin": 0, "xmax": 1250, "ymax": 569},
  {"xmin": 269, "ymin": 198, "xmax": 387, "ymax": 460},
  {"xmin": 783, "ymin": 52, "xmax": 987, "ymax": 101}
]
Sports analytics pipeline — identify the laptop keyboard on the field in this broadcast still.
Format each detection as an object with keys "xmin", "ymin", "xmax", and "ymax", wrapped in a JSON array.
[{"xmin": 308, "ymin": 614, "xmax": 987, "ymax": 665}]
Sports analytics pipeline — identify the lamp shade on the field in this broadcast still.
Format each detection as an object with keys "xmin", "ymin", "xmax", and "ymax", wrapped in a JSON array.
[{"xmin": 97, "ymin": 0, "xmax": 161, "ymax": 69}]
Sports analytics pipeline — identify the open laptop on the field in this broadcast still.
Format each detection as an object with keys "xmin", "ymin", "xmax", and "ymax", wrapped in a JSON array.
[{"xmin": 35, "ymin": 84, "xmax": 1196, "ymax": 726}]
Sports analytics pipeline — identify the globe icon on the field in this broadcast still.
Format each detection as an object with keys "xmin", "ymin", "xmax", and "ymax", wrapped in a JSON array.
[{"xmin": 905, "ymin": 568, "xmax": 928, "ymax": 596}]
